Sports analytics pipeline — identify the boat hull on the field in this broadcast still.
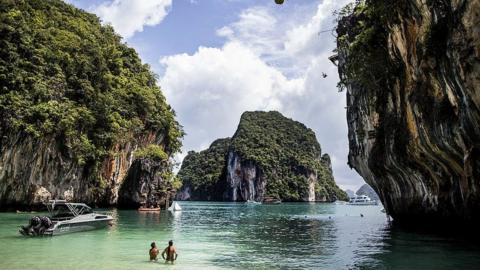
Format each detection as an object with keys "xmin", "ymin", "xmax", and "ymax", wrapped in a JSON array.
[
  {"xmin": 138, "ymin": 208, "xmax": 161, "ymax": 212},
  {"xmin": 48, "ymin": 218, "xmax": 113, "ymax": 236},
  {"xmin": 347, "ymin": 202, "xmax": 378, "ymax": 206}
]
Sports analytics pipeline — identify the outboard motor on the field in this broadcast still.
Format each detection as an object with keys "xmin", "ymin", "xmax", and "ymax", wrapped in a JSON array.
[
  {"xmin": 38, "ymin": 216, "xmax": 52, "ymax": 235},
  {"xmin": 20, "ymin": 216, "xmax": 41, "ymax": 236}
]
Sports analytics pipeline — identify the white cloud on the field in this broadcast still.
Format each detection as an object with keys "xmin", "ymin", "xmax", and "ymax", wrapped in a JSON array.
[
  {"xmin": 161, "ymin": 42, "xmax": 303, "ymax": 156},
  {"xmin": 93, "ymin": 0, "xmax": 172, "ymax": 38},
  {"xmin": 160, "ymin": 0, "xmax": 363, "ymax": 191}
]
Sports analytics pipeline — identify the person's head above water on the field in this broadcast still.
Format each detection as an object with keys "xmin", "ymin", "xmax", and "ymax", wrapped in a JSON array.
[
  {"xmin": 151, "ymin": 242, "xmax": 156, "ymax": 248},
  {"xmin": 169, "ymin": 240, "xmax": 173, "ymax": 246}
]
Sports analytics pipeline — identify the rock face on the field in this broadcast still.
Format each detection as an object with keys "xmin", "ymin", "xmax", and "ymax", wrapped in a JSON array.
[
  {"xmin": 0, "ymin": 0, "xmax": 182, "ymax": 209},
  {"xmin": 118, "ymin": 157, "xmax": 176, "ymax": 209},
  {"xmin": 336, "ymin": 0, "xmax": 480, "ymax": 224},
  {"xmin": 225, "ymin": 150, "xmax": 267, "ymax": 201},
  {"xmin": 345, "ymin": 189, "xmax": 355, "ymax": 198},
  {"xmin": 178, "ymin": 111, "xmax": 348, "ymax": 202}
]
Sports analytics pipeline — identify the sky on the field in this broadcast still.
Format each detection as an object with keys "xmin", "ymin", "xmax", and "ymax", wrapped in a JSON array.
[{"xmin": 65, "ymin": 0, "xmax": 365, "ymax": 192}]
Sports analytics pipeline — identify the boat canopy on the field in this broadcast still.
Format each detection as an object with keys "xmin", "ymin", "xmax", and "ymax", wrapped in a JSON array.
[{"xmin": 46, "ymin": 200, "xmax": 93, "ymax": 219}]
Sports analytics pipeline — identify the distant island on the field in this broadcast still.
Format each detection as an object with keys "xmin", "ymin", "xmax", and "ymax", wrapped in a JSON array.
[{"xmin": 177, "ymin": 111, "xmax": 348, "ymax": 202}]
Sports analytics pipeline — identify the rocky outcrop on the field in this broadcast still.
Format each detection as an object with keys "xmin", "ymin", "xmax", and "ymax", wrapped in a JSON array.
[
  {"xmin": 224, "ymin": 150, "xmax": 266, "ymax": 201},
  {"xmin": 0, "ymin": 130, "xmax": 174, "ymax": 209},
  {"xmin": 117, "ymin": 157, "xmax": 176, "ymax": 209},
  {"xmin": 336, "ymin": 0, "xmax": 480, "ymax": 224},
  {"xmin": 178, "ymin": 111, "xmax": 348, "ymax": 202},
  {"xmin": 0, "ymin": 0, "xmax": 182, "ymax": 210}
]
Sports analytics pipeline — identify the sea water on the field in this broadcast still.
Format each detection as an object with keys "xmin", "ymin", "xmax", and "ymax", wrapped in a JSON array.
[{"xmin": 1, "ymin": 202, "xmax": 479, "ymax": 270}]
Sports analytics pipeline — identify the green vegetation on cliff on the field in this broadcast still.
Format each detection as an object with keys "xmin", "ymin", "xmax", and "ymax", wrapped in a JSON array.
[
  {"xmin": 232, "ymin": 111, "xmax": 346, "ymax": 201},
  {"xmin": 178, "ymin": 138, "xmax": 230, "ymax": 199},
  {"xmin": 178, "ymin": 111, "xmax": 348, "ymax": 201},
  {"xmin": 0, "ymin": 0, "xmax": 183, "ymax": 165},
  {"xmin": 336, "ymin": 0, "xmax": 400, "ymax": 92}
]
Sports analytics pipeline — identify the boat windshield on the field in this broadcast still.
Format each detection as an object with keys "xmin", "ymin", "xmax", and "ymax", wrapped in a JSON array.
[
  {"xmin": 73, "ymin": 205, "xmax": 93, "ymax": 215},
  {"xmin": 50, "ymin": 204, "xmax": 76, "ymax": 219}
]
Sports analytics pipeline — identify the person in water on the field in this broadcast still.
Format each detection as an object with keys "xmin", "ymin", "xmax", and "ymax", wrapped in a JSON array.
[
  {"xmin": 162, "ymin": 240, "xmax": 178, "ymax": 263},
  {"xmin": 149, "ymin": 242, "xmax": 159, "ymax": 261}
]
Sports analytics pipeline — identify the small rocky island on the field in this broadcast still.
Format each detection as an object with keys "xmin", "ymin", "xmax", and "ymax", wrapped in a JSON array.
[
  {"xmin": 177, "ymin": 111, "xmax": 348, "ymax": 202},
  {"xmin": 0, "ymin": 0, "xmax": 183, "ymax": 210},
  {"xmin": 336, "ymin": 0, "xmax": 480, "ymax": 225}
]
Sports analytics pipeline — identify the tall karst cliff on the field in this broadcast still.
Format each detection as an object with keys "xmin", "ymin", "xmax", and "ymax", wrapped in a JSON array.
[
  {"xmin": 0, "ymin": 0, "xmax": 183, "ymax": 209},
  {"xmin": 177, "ymin": 111, "xmax": 347, "ymax": 202},
  {"xmin": 336, "ymin": 0, "xmax": 480, "ymax": 224}
]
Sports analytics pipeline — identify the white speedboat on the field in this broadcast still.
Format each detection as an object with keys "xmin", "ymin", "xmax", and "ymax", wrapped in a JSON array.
[
  {"xmin": 347, "ymin": 195, "xmax": 378, "ymax": 205},
  {"xmin": 19, "ymin": 200, "xmax": 113, "ymax": 236},
  {"xmin": 245, "ymin": 200, "xmax": 261, "ymax": 205}
]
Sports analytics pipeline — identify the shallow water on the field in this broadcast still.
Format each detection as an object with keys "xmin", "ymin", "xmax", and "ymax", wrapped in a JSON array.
[{"xmin": 1, "ymin": 202, "xmax": 479, "ymax": 269}]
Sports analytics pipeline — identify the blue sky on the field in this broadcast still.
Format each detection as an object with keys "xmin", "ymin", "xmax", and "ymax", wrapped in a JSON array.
[{"xmin": 66, "ymin": 0, "xmax": 364, "ymax": 191}]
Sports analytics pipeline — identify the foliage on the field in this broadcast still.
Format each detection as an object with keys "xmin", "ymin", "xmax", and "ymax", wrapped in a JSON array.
[
  {"xmin": 177, "ymin": 138, "xmax": 230, "ymax": 199},
  {"xmin": 231, "ymin": 111, "xmax": 346, "ymax": 201},
  {"xmin": 335, "ymin": 0, "xmax": 400, "ymax": 93},
  {"xmin": 170, "ymin": 176, "xmax": 183, "ymax": 190},
  {"xmin": 0, "ymin": 1, "xmax": 183, "ymax": 168},
  {"xmin": 178, "ymin": 111, "xmax": 347, "ymax": 201},
  {"xmin": 135, "ymin": 144, "xmax": 168, "ymax": 161}
]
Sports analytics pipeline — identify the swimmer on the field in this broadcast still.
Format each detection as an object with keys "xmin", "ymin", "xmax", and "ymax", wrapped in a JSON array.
[
  {"xmin": 149, "ymin": 242, "xmax": 159, "ymax": 261},
  {"xmin": 162, "ymin": 240, "xmax": 178, "ymax": 264}
]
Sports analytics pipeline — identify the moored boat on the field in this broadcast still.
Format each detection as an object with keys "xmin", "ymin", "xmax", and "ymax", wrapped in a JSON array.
[
  {"xmin": 19, "ymin": 200, "xmax": 113, "ymax": 236},
  {"xmin": 138, "ymin": 207, "xmax": 161, "ymax": 212},
  {"xmin": 263, "ymin": 196, "xmax": 282, "ymax": 204},
  {"xmin": 245, "ymin": 200, "xmax": 262, "ymax": 205},
  {"xmin": 347, "ymin": 195, "xmax": 378, "ymax": 205}
]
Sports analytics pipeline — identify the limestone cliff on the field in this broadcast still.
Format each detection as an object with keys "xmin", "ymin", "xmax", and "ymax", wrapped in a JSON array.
[
  {"xmin": 336, "ymin": 0, "xmax": 480, "ymax": 224},
  {"xmin": 0, "ymin": 0, "xmax": 183, "ymax": 209},
  {"xmin": 177, "ymin": 111, "xmax": 348, "ymax": 202}
]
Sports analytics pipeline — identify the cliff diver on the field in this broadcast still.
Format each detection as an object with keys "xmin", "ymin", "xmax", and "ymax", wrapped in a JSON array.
[
  {"xmin": 149, "ymin": 242, "xmax": 159, "ymax": 261},
  {"xmin": 162, "ymin": 240, "xmax": 178, "ymax": 264}
]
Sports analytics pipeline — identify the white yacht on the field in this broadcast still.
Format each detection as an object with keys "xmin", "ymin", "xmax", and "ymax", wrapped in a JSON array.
[
  {"xmin": 347, "ymin": 195, "xmax": 378, "ymax": 205},
  {"xmin": 20, "ymin": 200, "xmax": 113, "ymax": 236}
]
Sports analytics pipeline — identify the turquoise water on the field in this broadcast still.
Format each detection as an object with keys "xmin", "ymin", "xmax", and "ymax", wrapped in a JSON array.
[{"xmin": 1, "ymin": 202, "xmax": 479, "ymax": 269}]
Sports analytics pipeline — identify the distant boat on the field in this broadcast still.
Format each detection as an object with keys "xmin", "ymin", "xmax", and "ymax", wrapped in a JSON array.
[
  {"xmin": 138, "ymin": 207, "xmax": 160, "ymax": 212},
  {"xmin": 245, "ymin": 200, "xmax": 261, "ymax": 205},
  {"xmin": 347, "ymin": 195, "xmax": 378, "ymax": 205},
  {"xmin": 168, "ymin": 201, "xmax": 182, "ymax": 211},
  {"xmin": 263, "ymin": 197, "xmax": 282, "ymax": 204}
]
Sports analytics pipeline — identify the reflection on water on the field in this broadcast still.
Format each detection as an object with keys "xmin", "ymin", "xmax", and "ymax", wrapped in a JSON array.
[{"xmin": 0, "ymin": 202, "xmax": 479, "ymax": 270}]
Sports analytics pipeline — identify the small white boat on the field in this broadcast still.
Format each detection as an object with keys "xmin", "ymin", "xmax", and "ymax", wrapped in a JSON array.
[
  {"xmin": 347, "ymin": 195, "xmax": 378, "ymax": 205},
  {"xmin": 168, "ymin": 201, "xmax": 182, "ymax": 211},
  {"xmin": 19, "ymin": 200, "xmax": 113, "ymax": 236},
  {"xmin": 245, "ymin": 200, "xmax": 261, "ymax": 205}
]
